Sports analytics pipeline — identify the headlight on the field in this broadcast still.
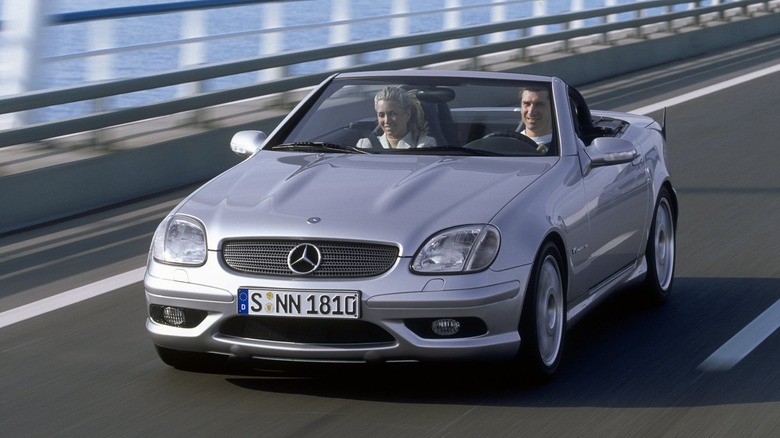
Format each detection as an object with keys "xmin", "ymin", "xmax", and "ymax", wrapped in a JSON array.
[
  {"xmin": 411, "ymin": 225, "xmax": 500, "ymax": 274},
  {"xmin": 151, "ymin": 215, "xmax": 207, "ymax": 265}
]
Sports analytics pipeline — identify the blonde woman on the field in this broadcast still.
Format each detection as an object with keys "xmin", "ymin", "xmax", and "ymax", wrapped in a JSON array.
[{"xmin": 357, "ymin": 87, "xmax": 437, "ymax": 149}]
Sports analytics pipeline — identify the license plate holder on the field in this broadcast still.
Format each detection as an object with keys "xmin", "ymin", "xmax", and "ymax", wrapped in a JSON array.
[{"xmin": 238, "ymin": 288, "xmax": 360, "ymax": 319}]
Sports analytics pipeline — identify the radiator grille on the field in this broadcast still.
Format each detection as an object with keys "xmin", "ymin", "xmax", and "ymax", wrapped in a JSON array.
[{"xmin": 222, "ymin": 239, "xmax": 399, "ymax": 277}]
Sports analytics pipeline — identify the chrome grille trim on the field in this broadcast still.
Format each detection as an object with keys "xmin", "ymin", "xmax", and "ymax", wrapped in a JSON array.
[{"xmin": 222, "ymin": 239, "xmax": 399, "ymax": 277}]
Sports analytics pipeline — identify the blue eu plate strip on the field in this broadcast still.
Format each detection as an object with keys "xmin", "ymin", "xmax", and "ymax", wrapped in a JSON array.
[{"xmin": 237, "ymin": 288, "xmax": 249, "ymax": 315}]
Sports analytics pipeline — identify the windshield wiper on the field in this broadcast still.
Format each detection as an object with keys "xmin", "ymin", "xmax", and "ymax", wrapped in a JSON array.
[
  {"xmin": 417, "ymin": 145, "xmax": 499, "ymax": 156},
  {"xmin": 269, "ymin": 142, "xmax": 371, "ymax": 154}
]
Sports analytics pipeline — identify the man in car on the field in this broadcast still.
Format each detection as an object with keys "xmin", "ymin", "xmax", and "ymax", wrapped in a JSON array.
[{"xmin": 517, "ymin": 87, "xmax": 553, "ymax": 154}]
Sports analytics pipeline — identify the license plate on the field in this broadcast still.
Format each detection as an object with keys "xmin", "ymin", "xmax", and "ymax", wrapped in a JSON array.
[{"xmin": 237, "ymin": 288, "xmax": 360, "ymax": 319}]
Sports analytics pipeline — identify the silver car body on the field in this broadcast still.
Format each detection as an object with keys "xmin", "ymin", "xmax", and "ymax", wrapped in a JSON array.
[{"xmin": 145, "ymin": 70, "xmax": 676, "ymax": 373}]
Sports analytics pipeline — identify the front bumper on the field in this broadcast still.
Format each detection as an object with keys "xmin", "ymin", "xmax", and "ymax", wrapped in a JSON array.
[{"xmin": 144, "ymin": 259, "xmax": 531, "ymax": 364}]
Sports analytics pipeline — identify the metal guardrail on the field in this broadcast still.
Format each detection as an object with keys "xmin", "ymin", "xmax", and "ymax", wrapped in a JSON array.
[
  {"xmin": 0, "ymin": 0, "xmax": 288, "ymax": 31},
  {"xmin": 48, "ymin": 0, "xmax": 294, "ymax": 24},
  {"xmin": 0, "ymin": 0, "xmax": 777, "ymax": 149}
]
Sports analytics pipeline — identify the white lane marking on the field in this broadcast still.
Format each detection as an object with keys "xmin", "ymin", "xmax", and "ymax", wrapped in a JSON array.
[
  {"xmin": 630, "ymin": 64, "xmax": 780, "ymax": 371},
  {"xmin": 630, "ymin": 63, "xmax": 780, "ymax": 115},
  {"xmin": 0, "ymin": 267, "xmax": 145, "ymax": 330},
  {"xmin": 698, "ymin": 299, "xmax": 780, "ymax": 372}
]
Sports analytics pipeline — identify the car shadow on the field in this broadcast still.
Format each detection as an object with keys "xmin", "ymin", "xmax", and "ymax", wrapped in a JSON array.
[{"xmin": 220, "ymin": 277, "xmax": 780, "ymax": 408}]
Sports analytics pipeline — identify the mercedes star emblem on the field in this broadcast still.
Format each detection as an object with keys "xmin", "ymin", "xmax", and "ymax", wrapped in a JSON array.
[{"xmin": 287, "ymin": 243, "xmax": 322, "ymax": 274}]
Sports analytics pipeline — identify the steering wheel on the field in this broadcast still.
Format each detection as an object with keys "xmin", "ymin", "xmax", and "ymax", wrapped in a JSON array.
[
  {"xmin": 348, "ymin": 123, "xmax": 383, "ymax": 150},
  {"xmin": 482, "ymin": 131, "xmax": 541, "ymax": 153}
]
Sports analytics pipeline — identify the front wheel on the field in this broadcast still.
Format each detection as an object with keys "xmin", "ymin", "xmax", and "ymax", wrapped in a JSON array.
[
  {"xmin": 643, "ymin": 187, "xmax": 676, "ymax": 304},
  {"xmin": 519, "ymin": 242, "xmax": 566, "ymax": 380}
]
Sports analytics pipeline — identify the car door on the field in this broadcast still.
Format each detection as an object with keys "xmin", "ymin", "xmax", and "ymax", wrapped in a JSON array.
[{"xmin": 579, "ymin": 145, "xmax": 650, "ymax": 291}]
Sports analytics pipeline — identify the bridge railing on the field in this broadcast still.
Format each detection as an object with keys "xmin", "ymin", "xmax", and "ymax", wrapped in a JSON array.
[{"xmin": 0, "ymin": 0, "xmax": 777, "ymax": 150}]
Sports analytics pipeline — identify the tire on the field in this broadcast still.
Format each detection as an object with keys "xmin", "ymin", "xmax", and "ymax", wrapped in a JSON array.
[
  {"xmin": 519, "ymin": 241, "xmax": 566, "ymax": 380},
  {"xmin": 643, "ymin": 187, "xmax": 676, "ymax": 304}
]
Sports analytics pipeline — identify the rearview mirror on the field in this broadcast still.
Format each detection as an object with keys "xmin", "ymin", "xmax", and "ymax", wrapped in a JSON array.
[{"xmin": 230, "ymin": 130, "xmax": 267, "ymax": 158}]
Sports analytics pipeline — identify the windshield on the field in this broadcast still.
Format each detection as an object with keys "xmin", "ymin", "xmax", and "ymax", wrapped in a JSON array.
[{"xmin": 269, "ymin": 76, "xmax": 558, "ymax": 157}]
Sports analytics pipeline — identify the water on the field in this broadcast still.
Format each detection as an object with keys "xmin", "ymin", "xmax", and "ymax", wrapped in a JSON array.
[
  {"xmin": 1, "ymin": 0, "xmax": 633, "ymax": 121},
  {"xmin": 33, "ymin": 0, "xmax": 596, "ymax": 85}
]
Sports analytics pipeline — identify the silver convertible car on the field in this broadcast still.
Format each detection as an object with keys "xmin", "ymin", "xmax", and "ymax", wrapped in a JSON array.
[{"xmin": 145, "ymin": 70, "xmax": 677, "ymax": 379}]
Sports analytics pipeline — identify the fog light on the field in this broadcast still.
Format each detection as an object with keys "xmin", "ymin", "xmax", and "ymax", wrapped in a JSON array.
[
  {"xmin": 431, "ymin": 318, "xmax": 461, "ymax": 336},
  {"xmin": 150, "ymin": 304, "xmax": 207, "ymax": 328},
  {"xmin": 163, "ymin": 306, "xmax": 186, "ymax": 326}
]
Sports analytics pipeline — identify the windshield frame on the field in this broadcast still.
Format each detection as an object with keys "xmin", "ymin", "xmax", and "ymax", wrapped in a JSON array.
[{"xmin": 264, "ymin": 75, "xmax": 559, "ymax": 157}]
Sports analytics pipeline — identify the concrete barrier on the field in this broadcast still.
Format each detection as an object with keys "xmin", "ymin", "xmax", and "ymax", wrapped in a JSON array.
[
  {"xmin": 2, "ymin": 12, "xmax": 779, "ymax": 235},
  {"xmin": 513, "ymin": 12, "xmax": 780, "ymax": 86}
]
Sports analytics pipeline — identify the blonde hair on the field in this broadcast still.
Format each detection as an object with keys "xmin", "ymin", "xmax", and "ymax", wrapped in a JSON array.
[{"xmin": 374, "ymin": 86, "xmax": 430, "ymax": 138}]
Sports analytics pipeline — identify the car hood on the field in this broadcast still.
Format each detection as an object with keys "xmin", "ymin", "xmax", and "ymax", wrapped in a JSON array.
[{"xmin": 179, "ymin": 152, "xmax": 551, "ymax": 254}]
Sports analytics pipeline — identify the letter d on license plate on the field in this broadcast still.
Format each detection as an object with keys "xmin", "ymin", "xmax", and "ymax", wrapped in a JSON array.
[{"xmin": 238, "ymin": 288, "xmax": 360, "ymax": 319}]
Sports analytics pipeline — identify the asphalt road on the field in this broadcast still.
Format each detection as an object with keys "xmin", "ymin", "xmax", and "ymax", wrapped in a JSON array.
[{"xmin": 2, "ymin": 35, "xmax": 780, "ymax": 437}]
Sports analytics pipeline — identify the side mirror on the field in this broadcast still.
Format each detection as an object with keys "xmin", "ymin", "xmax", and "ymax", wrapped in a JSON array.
[
  {"xmin": 585, "ymin": 137, "xmax": 638, "ymax": 167},
  {"xmin": 230, "ymin": 130, "xmax": 267, "ymax": 158}
]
